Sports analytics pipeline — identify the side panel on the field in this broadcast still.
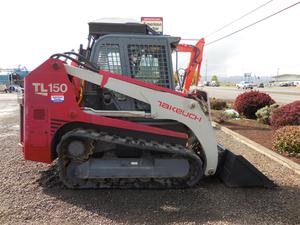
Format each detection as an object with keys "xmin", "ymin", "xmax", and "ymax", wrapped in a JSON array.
[{"xmin": 23, "ymin": 59, "xmax": 187, "ymax": 163}]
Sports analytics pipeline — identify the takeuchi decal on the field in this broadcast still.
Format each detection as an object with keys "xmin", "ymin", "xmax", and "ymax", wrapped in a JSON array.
[{"xmin": 158, "ymin": 101, "xmax": 202, "ymax": 123}]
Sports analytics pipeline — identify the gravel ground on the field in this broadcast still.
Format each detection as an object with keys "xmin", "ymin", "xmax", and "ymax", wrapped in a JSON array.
[{"xmin": 0, "ymin": 94, "xmax": 299, "ymax": 225}]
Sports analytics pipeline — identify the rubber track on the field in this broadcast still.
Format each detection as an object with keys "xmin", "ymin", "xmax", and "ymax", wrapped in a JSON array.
[{"xmin": 57, "ymin": 129, "xmax": 203, "ymax": 189}]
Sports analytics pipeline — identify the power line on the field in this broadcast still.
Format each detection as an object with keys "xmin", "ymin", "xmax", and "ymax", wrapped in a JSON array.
[
  {"xmin": 206, "ymin": 1, "xmax": 300, "ymax": 46},
  {"xmin": 181, "ymin": 0, "xmax": 274, "ymax": 42},
  {"xmin": 181, "ymin": 1, "xmax": 300, "ymax": 43},
  {"xmin": 205, "ymin": 0, "xmax": 274, "ymax": 38}
]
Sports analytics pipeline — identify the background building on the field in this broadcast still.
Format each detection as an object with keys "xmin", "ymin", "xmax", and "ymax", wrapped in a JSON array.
[{"xmin": 272, "ymin": 74, "xmax": 300, "ymax": 86}]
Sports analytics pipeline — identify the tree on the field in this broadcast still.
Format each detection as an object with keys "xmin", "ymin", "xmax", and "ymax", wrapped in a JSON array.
[
  {"xmin": 211, "ymin": 75, "xmax": 219, "ymax": 82},
  {"xmin": 211, "ymin": 75, "xmax": 219, "ymax": 86}
]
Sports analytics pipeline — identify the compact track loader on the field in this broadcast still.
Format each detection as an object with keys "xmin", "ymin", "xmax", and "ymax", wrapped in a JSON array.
[{"xmin": 19, "ymin": 20, "xmax": 275, "ymax": 188}]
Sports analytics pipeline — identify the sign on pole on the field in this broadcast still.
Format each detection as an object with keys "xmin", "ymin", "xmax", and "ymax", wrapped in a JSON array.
[
  {"xmin": 141, "ymin": 17, "xmax": 163, "ymax": 35},
  {"xmin": 244, "ymin": 73, "xmax": 252, "ymax": 82}
]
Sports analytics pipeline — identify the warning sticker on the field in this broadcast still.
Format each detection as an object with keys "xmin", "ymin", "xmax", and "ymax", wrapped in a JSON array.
[
  {"xmin": 141, "ymin": 17, "xmax": 163, "ymax": 35},
  {"xmin": 50, "ymin": 95, "xmax": 64, "ymax": 103}
]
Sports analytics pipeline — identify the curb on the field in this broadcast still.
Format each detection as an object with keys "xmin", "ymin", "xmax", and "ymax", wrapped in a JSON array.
[{"xmin": 212, "ymin": 121, "xmax": 300, "ymax": 176}]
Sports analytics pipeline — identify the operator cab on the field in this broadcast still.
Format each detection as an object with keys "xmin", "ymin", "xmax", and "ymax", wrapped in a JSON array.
[{"xmin": 80, "ymin": 19, "xmax": 180, "ymax": 111}]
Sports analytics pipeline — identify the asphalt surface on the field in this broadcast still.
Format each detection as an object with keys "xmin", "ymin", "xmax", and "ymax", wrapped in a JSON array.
[
  {"xmin": 0, "ymin": 93, "xmax": 299, "ymax": 225},
  {"xmin": 203, "ymin": 87, "xmax": 300, "ymax": 104}
]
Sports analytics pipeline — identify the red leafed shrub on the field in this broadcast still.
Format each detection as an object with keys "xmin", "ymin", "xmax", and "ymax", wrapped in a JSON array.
[
  {"xmin": 234, "ymin": 91, "xmax": 275, "ymax": 119},
  {"xmin": 271, "ymin": 101, "xmax": 300, "ymax": 128}
]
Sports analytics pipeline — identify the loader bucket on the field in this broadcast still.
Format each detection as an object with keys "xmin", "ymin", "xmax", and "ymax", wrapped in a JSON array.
[{"xmin": 216, "ymin": 145, "xmax": 276, "ymax": 188}]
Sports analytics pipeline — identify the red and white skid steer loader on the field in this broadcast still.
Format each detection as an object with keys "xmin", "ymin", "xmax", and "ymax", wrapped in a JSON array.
[{"xmin": 19, "ymin": 20, "xmax": 275, "ymax": 188}]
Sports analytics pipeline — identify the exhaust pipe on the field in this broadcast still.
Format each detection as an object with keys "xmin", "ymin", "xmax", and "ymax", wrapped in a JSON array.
[{"xmin": 216, "ymin": 145, "xmax": 276, "ymax": 188}]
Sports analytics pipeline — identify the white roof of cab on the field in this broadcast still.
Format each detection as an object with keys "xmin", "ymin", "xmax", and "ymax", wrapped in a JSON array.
[{"xmin": 91, "ymin": 18, "xmax": 140, "ymax": 24}]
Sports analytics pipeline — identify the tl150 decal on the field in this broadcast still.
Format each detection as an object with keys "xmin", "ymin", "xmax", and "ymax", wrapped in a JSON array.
[{"xmin": 32, "ymin": 83, "xmax": 68, "ymax": 96}]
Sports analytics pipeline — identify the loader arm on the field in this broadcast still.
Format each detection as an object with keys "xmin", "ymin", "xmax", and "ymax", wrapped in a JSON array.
[
  {"xmin": 65, "ymin": 63, "xmax": 219, "ymax": 176},
  {"xmin": 177, "ymin": 38, "xmax": 205, "ymax": 93}
]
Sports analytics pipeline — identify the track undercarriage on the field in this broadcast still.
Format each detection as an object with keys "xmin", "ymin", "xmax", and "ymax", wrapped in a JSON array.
[{"xmin": 58, "ymin": 129, "xmax": 204, "ymax": 189}]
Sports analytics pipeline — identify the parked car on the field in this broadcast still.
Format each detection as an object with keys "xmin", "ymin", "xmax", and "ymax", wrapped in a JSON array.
[
  {"xmin": 210, "ymin": 80, "xmax": 219, "ymax": 87},
  {"xmin": 258, "ymin": 83, "xmax": 264, "ymax": 88},
  {"xmin": 279, "ymin": 82, "xmax": 289, "ymax": 87},
  {"xmin": 203, "ymin": 81, "xmax": 210, "ymax": 86},
  {"xmin": 236, "ymin": 81, "xmax": 253, "ymax": 89},
  {"xmin": 7, "ymin": 85, "xmax": 22, "ymax": 93},
  {"xmin": 0, "ymin": 84, "xmax": 8, "ymax": 93}
]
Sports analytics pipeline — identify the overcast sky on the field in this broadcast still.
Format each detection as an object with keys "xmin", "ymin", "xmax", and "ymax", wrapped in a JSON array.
[{"xmin": 0, "ymin": 0, "xmax": 299, "ymax": 77}]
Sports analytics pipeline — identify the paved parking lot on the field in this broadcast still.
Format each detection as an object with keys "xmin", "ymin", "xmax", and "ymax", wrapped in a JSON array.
[
  {"xmin": 204, "ymin": 87, "xmax": 300, "ymax": 104},
  {"xmin": 0, "ymin": 93, "xmax": 299, "ymax": 225}
]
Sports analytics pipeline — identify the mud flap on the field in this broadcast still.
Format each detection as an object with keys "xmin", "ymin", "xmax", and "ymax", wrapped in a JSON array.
[{"xmin": 216, "ymin": 145, "xmax": 276, "ymax": 188}]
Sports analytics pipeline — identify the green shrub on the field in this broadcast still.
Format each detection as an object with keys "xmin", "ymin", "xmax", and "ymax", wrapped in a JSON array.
[
  {"xmin": 273, "ymin": 126, "xmax": 300, "ymax": 157},
  {"xmin": 210, "ymin": 98, "xmax": 227, "ymax": 110},
  {"xmin": 224, "ymin": 109, "xmax": 239, "ymax": 119},
  {"xmin": 214, "ymin": 109, "xmax": 239, "ymax": 123},
  {"xmin": 255, "ymin": 104, "xmax": 279, "ymax": 124}
]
